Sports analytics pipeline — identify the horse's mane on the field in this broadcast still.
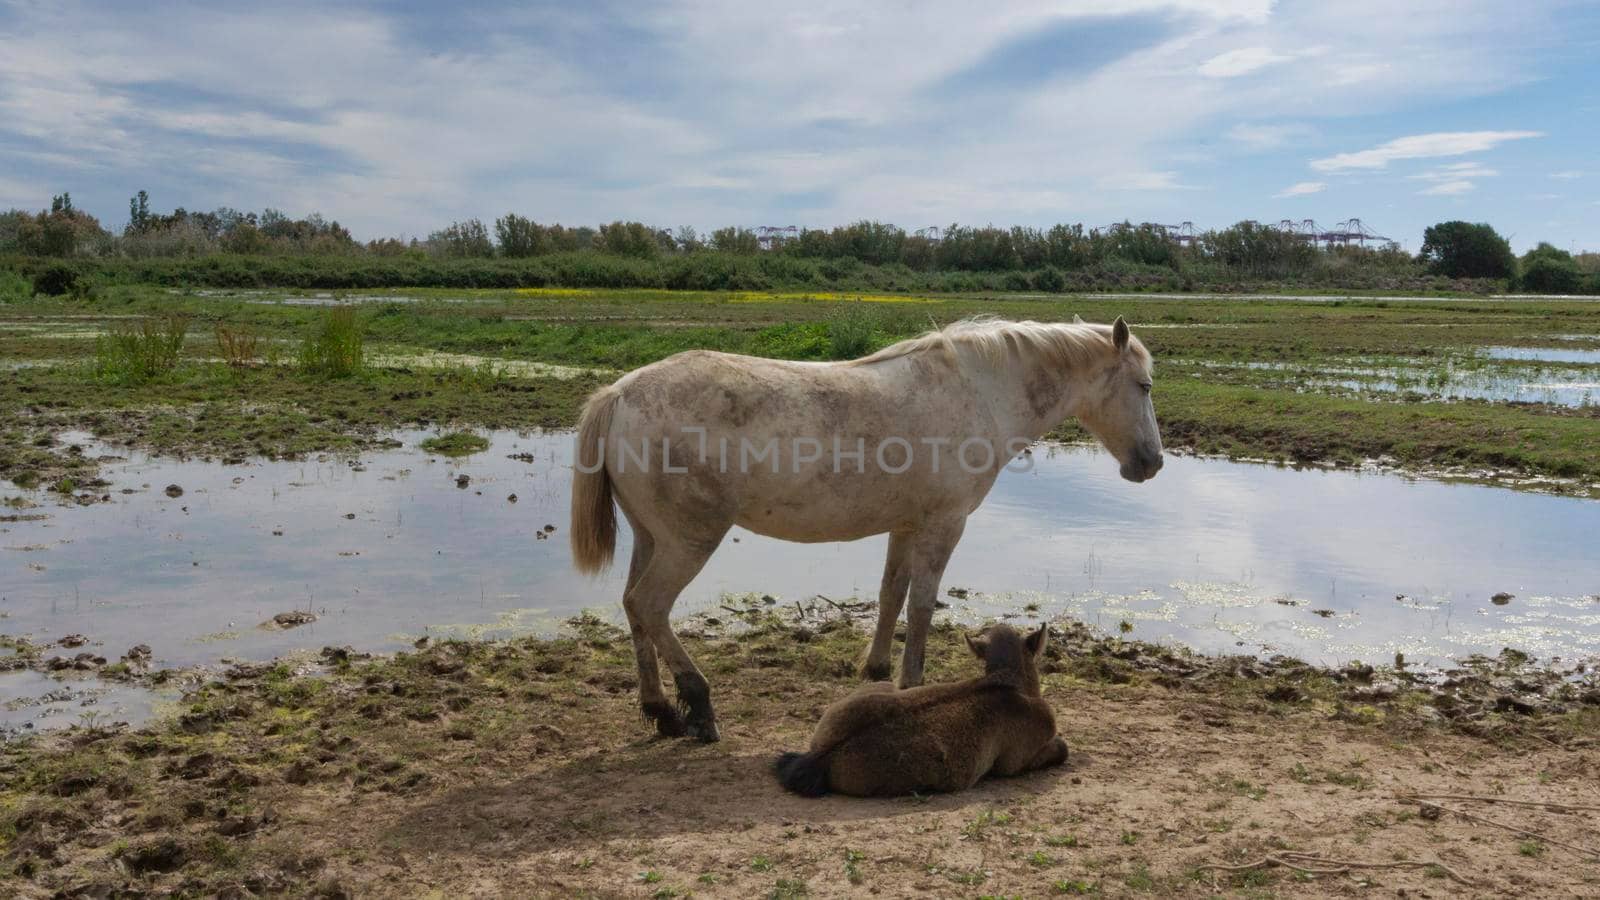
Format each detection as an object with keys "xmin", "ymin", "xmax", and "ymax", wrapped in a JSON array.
[{"xmin": 848, "ymin": 316, "xmax": 1149, "ymax": 373}]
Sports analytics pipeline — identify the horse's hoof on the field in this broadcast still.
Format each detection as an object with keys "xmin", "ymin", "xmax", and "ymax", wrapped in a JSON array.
[
  {"xmin": 643, "ymin": 701, "xmax": 687, "ymax": 738},
  {"xmin": 686, "ymin": 718, "xmax": 721, "ymax": 743},
  {"xmin": 859, "ymin": 660, "xmax": 891, "ymax": 682}
]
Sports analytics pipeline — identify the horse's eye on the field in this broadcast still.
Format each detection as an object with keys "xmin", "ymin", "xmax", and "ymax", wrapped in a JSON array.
[{"xmin": 1138, "ymin": 382, "xmax": 1152, "ymax": 394}]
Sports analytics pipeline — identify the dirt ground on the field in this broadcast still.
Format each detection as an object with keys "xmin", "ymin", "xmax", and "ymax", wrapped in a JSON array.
[{"xmin": 3, "ymin": 613, "xmax": 1598, "ymax": 899}]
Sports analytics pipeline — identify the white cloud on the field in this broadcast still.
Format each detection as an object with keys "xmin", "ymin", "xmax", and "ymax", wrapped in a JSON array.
[
  {"xmin": 1274, "ymin": 181, "xmax": 1326, "ymax": 198},
  {"xmin": 1409, "ymin": 161, "xmax": 1499, "ymax": 181},
  {"xmin": 1549, "ymin": 170, "xmax": 1583, "ymax": 179},
  {"xmin": 0, "ymin": 0, "xmax": 1573, "ymax": 238},
  {"xmin": 1227, "ymin": 122, "xmax": 1314, "ymax": 151},
  {"xmin": 1419, "ymin": 180, "xmax": 1476, "ymax": 196},
  {"xmin": 1095, "ymin": 171, "xmax": 1187, "ymax": 191},
  {"xmin": 1311, "ymin": 131, "xmax": 1541, "ymax": 172},
  {"xmin": 1199, "ymin": 47, "xmax": 1294, "ymax": 78}
]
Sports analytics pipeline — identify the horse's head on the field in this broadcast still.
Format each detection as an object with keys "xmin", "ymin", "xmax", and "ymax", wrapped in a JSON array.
[
  {"xmin": 965, "ymin": 622, "xmax": 1048, "ymax": 696},
  {"xmin": 1077, "ymin": 316, "xmax": 1163, "ymax": 483}
]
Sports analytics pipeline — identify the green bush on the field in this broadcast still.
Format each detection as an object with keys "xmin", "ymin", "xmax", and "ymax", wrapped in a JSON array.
[
  {"xmin": 32, "ymin": 263, "xmax": 81, "ymax": 296},
  {"xmin": 298, "ymin": 307, "xmax": 364, "ymax": 378},
  {"xmin": 825, "ymin": 303, "xmax": 888, "ymax": 360},
  {"xmin": 94, "ymin": 315, "xmax": 189, "ymax": 384},
  {"xmin": 1518, "ymin": 243, "xmax": 1585, "ymax": 294},
  {"xmin": 0, "ymin": 268, "xmax": 30, "ymax": 301}
]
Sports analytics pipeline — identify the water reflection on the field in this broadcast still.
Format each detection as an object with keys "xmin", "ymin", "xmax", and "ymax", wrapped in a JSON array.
[{"xmin": 3, "ymin": 432, "xmax": 1598, "ymax": 674}]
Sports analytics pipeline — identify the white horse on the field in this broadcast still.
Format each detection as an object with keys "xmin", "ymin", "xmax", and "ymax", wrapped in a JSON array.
[{"xmin": 571, "ymin": 316, "xmax": 1162, "ymax": 741}]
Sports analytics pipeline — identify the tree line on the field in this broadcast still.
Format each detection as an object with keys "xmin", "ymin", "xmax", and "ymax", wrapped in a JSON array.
[{"xmin": 2, "ymin": 191, "xmax": 1595, "ymax": 292}]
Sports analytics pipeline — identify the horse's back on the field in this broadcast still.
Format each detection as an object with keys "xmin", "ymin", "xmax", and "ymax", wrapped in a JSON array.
[{"xmin": 602, "ymin": 348, "xmax": 993, "ymax": 542}]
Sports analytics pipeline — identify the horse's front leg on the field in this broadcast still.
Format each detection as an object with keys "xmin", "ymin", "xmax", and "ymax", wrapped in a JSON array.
[
  {"xmin": 860, "ymin": 531, "xmax": 912, "ymax": 681},
  {"xmin": 896, "ymin": 517, "xmax": 966, "ymax": 688}
]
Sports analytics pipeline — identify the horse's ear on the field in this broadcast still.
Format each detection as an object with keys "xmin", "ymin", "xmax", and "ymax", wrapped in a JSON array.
[
  {"xmin": 1071, "ymin": 314, "xmax": 1085, "ymax": 324},
  {"xmin": 1025, "ymin": 623, "xmax": 1049, "ymax": 658},
  {"xmin": 964, "ymin": 631, "xmax": 989, "ymax": 660},
  {"xmin": 1112, "ymin": 316, "xmax": 1130, "ymax": 351}
]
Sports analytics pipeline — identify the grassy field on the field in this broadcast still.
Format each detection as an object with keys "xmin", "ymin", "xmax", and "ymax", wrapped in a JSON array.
[{"xmin": 3, "ymin": 284, "xmax": 1597, "ymax": 495}]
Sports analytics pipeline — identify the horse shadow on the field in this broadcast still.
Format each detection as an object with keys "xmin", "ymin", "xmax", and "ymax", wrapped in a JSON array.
[{"xmin": 379, "ymin": 733, "xmax": 1086, "ymax": 857}]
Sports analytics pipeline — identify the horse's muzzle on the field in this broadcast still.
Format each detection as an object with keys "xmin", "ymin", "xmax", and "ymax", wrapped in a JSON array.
[{"xmin": 1119, "ymin": 450, "xmax": 1164, "ymax": 483}]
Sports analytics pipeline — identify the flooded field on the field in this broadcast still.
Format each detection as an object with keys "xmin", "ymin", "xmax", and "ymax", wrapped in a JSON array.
[
  {"xmin": 1185, "ymin": 354, "xmax": 1600, "ymax": 407},
  {"xmin": 5, "ymin": 431, "xmax": 1598, "ymax": 697}
]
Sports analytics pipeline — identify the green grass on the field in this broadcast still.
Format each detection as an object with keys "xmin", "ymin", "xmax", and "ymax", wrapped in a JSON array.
[
  {"xmin": 93, "ymin": 315, "xmax": 189, "ymax": 385},
  {"xmin": 419, "ymin": 430, "xmax": 490, "ymax": 457},
  {"xmin": 297, "ymin": 306, "xmax": 364, "ymax": 377},
  {"xmin": 2, "ymin": 284, "xmax": 1597, "ymax": 493}
]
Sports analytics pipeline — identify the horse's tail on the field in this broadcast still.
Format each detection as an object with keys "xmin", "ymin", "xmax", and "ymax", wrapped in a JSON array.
[
  {"xmin": 570, "ymin": 386, "xmax": 618, "ymax": 575},
  {"xmin": 773, "ymin": 750, "xmax": 831, "ymax": 797}
]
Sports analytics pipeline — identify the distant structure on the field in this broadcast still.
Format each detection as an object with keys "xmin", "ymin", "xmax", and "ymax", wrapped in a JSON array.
[
  {"xmin": 1097, "ymin": 218, "xmax": 1390, "ymax": 249},
  {"xmin": 756, "ymin": 225, "xmax": 797, "ymax": 250},
  {"xmin": 1099, "ymin": 221, "xmax": 1199, "ymax": 246},
  {"xmin": 914, "ymin": 226, "xmax": 943, "ymax": 242},
  {"xmin": 1274, "ymin": 218, "xmax": 1390, "ymax": 248}
]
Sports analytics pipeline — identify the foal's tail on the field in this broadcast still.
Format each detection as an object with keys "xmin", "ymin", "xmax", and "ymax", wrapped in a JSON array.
[
  {"xmin": 773, "ymin": 750, "xmax": 831, "ymax": 797},
  {"xmin": 571, "ymin": 386, "xmax": 618, "ymax": 575}
]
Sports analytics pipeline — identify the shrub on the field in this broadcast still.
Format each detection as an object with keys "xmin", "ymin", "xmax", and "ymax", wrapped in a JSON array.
[
  {"xmin": 214, "ymin": 325, "xmax": 261, "ymax": 368},
  {"xmin": 94, "ymin": 315, "xmax": 189, "ymax": 384},
  {"xmin": 32, "ymin": 263, "xmax": 81, "ymax": 296},
  {"xmin": 298, "ymin": 307, "xmax": 364, "ymax": 378},
  {"xmin": 0, "ymin": 268, "xmax": 30, "ymax": 302},
  {"xmin": 825, "ymin": 303, "xmax": 881, "ymax": 360},
  {"xmin": 1518, "ymin": 243, "xmax": 1584, "ymax": 294},
  {"xmin": 1031, "ymin": 267, "xmax": 1067, "ymax": 292}
]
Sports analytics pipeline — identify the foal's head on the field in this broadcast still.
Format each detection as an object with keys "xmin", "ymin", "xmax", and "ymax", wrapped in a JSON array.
[
  {"xmin": 1075, "ymin": 316, "xmax": 1163, "ymax": 483},
  {"xmin": 964, "ymin": 623, "xmax": 1049, "ymax": 696}
]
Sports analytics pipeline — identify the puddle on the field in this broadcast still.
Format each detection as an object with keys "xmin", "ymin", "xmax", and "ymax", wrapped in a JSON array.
[
  {"xmin": 4, "ymin": 432, "xmax": 1599, "ymax": 678},
  {"xmin": 0, "ymin": 668, "xmax": 176, "ymax": 737},
  {"xmin": 366, "ymin": 350, "xmax": 608, "ymax": 379},
  {"xmin": 1182, "ymin": 357, "xmax": 1600, "ymax": 407},
  {"xmin": 1481, "ymin": 346, "xmax": 1600, "ymax": 365}
]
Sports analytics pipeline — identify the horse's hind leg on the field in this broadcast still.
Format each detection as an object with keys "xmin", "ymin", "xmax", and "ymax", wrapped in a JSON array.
[
  {"xmin": 860, "ymin": 531, "xmax": 912, "ymax": 681},
  {"xmin": 621, "ymin": 524, "xmax": 684, "ymax": 737},
  {"xmin": 626, "ymin": 531, "xmax": 726, "ymax": 741}
]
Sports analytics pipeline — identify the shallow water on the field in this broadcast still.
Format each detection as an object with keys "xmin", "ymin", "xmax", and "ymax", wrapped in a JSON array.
[
  {"xmin": 1183, "ymin": 357, "xmax": 1600, "ymax": 407},
  {"xmin": 4, "ymin": 432, "xmax": 1599, "ymax": 681},
  {"xmin": 0, "ymin": 668, "xmax": 176, "ymax": 735},
  {"xmin": 1481, "ymin": 346, "xmax": 1600, "ymax": 365}
]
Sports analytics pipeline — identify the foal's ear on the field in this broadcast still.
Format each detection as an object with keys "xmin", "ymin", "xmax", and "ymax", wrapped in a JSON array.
[
  {"xmin": 1112, "ymin": 316, "xmax": 1130, "ymax": 351},
  {"xmin": 1025, "ymin": 623, "xmax": 1049, "ymax": 658},
  {"xmin": 964, "ymin": 631, "xmax": 990, "ymax": 660}
]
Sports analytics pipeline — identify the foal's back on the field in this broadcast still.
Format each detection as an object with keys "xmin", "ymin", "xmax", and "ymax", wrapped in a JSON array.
[{"xmin": 775, "ymin": 624, "xmax": 1068, "ymax": 797}]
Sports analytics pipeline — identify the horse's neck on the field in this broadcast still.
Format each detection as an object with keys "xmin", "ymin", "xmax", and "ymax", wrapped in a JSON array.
[{"xmin": 958, "ymin": 344, "xmax": 1083, "ymax": 442}]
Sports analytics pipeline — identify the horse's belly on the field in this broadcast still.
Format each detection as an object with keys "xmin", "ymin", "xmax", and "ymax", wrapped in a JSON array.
[{"xmin": 733, "ymin": 507, "xmax": 893, "ymax": 543}]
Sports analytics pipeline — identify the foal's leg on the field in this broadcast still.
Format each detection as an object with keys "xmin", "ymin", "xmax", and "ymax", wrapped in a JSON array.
[
  {"xmin": 620, "ymin": 525, "xmax": 683, "ymax": 737},
  {"xmin": 626, "ymin": 531, "xmax": 726, "ymax": 741},
  {"xmin": 859, "ymin": 531, "xmax": 912, "ymax": 681},
  {"xmin": 896, "ymin": 518, "xmax": 967, "ymax": 689}
]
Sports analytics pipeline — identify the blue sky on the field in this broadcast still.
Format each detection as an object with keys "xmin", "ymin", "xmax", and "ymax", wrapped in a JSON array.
[{"xmin": 1, "ymin": 0, "xmax": 1597, "ymax": 252}]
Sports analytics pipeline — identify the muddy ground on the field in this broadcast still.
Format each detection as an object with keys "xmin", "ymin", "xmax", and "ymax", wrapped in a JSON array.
[{"xmin": 2, "ymin": 606, "xmax": 1597, "ymax": 899}]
